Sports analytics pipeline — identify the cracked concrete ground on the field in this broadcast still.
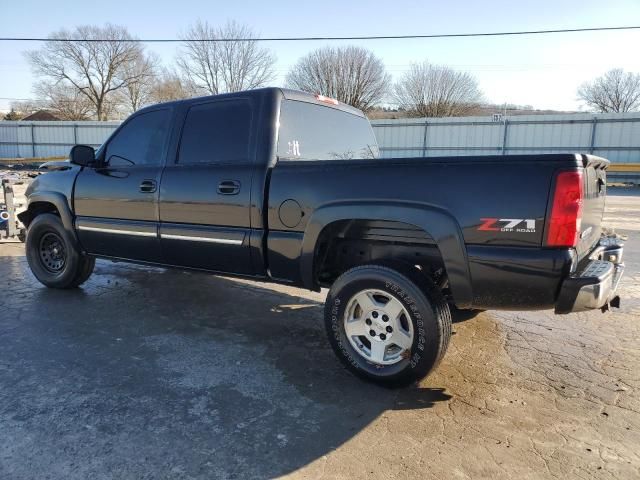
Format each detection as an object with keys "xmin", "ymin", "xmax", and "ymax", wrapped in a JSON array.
[{"xmin": 0, "ymin": 187, "xmax": 638, "ymax": 480}]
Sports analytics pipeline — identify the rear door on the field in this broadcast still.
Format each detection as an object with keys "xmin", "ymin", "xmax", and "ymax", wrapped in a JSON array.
[
  {"xmin": 158, "ymin": 97, "xmax": 255, "ymax": 274},
  {"xmin": 74, "ymin": 108, "xmax": 171, "ymax": 262}
]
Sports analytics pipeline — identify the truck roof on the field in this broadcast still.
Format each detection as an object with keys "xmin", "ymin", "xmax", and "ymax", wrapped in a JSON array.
[{"xmin": 141, "ymin": 87, "xmax": 366, "ymax": 118}]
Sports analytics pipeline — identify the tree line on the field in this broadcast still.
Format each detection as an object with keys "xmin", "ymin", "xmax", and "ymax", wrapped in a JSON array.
[{"xmin": 5, "ymin": 21, "xmax": 640, "ymax": 121}]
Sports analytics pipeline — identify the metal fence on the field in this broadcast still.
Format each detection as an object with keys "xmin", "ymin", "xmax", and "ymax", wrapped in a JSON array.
[
  {"xmin": 370, "ymin": 112, "xmax": 640, "ymax": 163},
  {"xmin": 1, "ymin": 112, "xmax": 639, "ymax": 181},
  {"xmin": 371, "ymin": 112, "xmax": 640, "ymax": 182},
  {"xmin": 0, "ymin": 121, "xmax": 120, "ymax": 159}
]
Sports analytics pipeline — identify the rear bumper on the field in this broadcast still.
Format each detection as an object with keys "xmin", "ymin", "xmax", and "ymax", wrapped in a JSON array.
[{"xmin": 555, "ymin": 236, "xmax": 624, "ymax": 314}]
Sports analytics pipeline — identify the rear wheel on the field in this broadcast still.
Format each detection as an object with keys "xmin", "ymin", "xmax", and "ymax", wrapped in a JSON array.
[
  {"xmin": 324, "ymin": 264, "xmax": 451, "ymax": 387},
  {"xmin": 26, "ymin": 213, "xmax": 94, "ymax": 289}
]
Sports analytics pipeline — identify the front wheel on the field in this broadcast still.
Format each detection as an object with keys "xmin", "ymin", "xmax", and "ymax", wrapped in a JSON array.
[
  {"xmin": 25, "ymin": 213, "xmax": 95, "ymax": 289},
  {"xmin": 324, "ymin": 264, "xmax": 451, "ymax": 387}
]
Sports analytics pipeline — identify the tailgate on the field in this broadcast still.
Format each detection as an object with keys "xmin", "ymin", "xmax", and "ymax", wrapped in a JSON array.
[{"xmin": 576, "ymin": 155, "xmax": 609, "ymax": 259}]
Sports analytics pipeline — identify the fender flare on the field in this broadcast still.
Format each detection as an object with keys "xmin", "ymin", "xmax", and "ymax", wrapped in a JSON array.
[
  {"xmin": 25, "ymin": 191, "xmax": 78, "ymax": 241},
  {"xmin": 300, "ymin": 201, "xmax": 473, "ymax": 308}
]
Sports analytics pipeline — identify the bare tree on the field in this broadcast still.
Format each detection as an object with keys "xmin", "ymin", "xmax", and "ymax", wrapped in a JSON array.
[
  {"xmin": 578, "ymin": 69, "xmax": 640, "ymax": 113},
  {"xmin": 34, "ymin": 81, "xmax": 93, "ymax": 120},
  {"xmin": 150, "ymin": 69, "xmax": 196, "ymax": 103},
  {"xmin": 285, "ymin": 46, "xmax": 389, "ymax": 111},
  {"xmin": 118, "ymin": 52, "xmax": 160, "ymax": 113},
  {"xmin": 8, "ymin": 99, "xmax": 43, "ymax": 117},
  {"xmin": 3, "ymin": 109, "xmax": 24, "ymax": 121},
  {"xmin": 26, "ymin": 24, "xmax": 152, "ymax": 120},
  {"xmin": 177, "ymin": 20, "xmax": 276, "ymax": 95},
  {"xmin": 394, "ymin": 61, "xmax": 483, "ymax": 117}
]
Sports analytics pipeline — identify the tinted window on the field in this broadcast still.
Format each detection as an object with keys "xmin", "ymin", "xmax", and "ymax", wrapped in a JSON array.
[
  {"xmin": 277, "ymin": 100, "xmax": 379, "ymax": 161},
  {"xmin": 105, "ymin": 109, "xmax": 169, "ymax": 166},
  {"xmin": 178, "ymin": 100, "xmax": 252, "ymax": 165}
]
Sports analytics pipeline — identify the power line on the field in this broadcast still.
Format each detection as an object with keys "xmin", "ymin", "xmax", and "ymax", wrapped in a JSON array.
[{"xmin": 1, "ymin": 25, "xmax": 639, "ymax": 43}]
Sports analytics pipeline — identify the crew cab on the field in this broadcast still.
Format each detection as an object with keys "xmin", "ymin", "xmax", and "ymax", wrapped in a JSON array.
[{"xmin": 19, "ymin": 88, "xmax": 624, "ymax": 386}]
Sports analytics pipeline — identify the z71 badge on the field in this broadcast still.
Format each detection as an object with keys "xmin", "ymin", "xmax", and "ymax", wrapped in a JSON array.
[{"xmin": 478, "ymin": 218, "xmax": 536, "ymax": 233}]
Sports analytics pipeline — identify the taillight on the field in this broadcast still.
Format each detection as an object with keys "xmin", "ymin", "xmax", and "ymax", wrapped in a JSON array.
[{"xmin": 545, "ymin": 170, "xmax": 584, "ymax": 247}]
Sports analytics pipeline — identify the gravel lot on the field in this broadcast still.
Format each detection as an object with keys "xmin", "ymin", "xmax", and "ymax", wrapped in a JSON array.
[{"xmin": 0, "ymin": 187, "xmax": 638, "ymax": 480}]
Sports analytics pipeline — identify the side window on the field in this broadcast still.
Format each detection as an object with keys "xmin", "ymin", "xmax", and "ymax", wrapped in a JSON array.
[
  {"xmin": 277, "ymin": 100, "xmax": 379, "ymax": 161},
  {"xmin": 105, "ymin": 109, "xmax": 170, "ymax": 166},
  {"xmin": 178, "ymin": 99, "xmax": 252, "ymax": 165}
]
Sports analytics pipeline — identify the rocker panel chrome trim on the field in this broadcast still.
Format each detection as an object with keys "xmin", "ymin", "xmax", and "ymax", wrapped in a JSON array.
[
  {"xmin": 160, "ymin": 233, "xmax": 243, "ymax": 245},
  {"xmin": 77, "ymin": 225, "xmax": 157, "ymax": 237}
]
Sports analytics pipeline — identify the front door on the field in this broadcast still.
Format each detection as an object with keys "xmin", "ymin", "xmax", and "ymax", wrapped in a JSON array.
[
  {"xmin": 74, "ymin": 108, "xmax": 172, "ymax": 262},
  {"xmin": 159, "ymin": 98, "xmax": 254, "ymax": 274}
]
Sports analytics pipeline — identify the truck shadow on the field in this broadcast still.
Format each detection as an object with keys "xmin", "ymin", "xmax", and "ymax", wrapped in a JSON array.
[
  {"xmin": 2, "ymin": 256, "xmax": 452, "ymax": 479},
  {"xmin": 450, "ymin": 308, "xmax": 486, "ymax": 323}
]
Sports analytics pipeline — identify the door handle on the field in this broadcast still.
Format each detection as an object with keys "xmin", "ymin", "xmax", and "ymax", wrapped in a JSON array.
[
  {"xmin": 217, "ymin": 180, "xmax": 241, "ymax": 195},
  {"xmin": 139, "ymin": 180, "xmax": 157, "ymax": 193}
]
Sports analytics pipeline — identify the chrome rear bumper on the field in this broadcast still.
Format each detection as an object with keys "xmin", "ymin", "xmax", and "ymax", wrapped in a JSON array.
[{"xmin": 555, "ymin": 235, "xmax": 624, "ymax": 314}]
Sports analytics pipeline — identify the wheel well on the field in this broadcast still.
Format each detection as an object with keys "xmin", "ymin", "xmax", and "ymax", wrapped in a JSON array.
[
  {"xmin": 21, "ymin": 201, "xmax": 60, "ymax": 227},
  {"xmin": 313, "ymin": 219, "xmax": 447, "ymax": 288}
]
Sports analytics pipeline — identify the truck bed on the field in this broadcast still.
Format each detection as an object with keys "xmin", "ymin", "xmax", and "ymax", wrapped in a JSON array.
[{"xmin": 266, "ymin": 153, "xmax": 608, "ymax": 310}]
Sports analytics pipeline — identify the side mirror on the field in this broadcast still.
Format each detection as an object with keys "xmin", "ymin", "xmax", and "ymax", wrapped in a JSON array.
[{"xmin": 69, "ymin": 145, "xmax": 95, "ymax": 166}]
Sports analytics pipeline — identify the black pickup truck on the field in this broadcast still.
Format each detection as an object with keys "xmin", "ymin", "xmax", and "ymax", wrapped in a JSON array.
[{"xmin": 19, "ymin": 88, "xmax": 624, "ymax": 386}]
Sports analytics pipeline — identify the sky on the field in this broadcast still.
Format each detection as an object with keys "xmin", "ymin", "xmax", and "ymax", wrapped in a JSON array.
[{"xmin": 2, "ymin": 0, "xmax": 640, "ymax": 112}]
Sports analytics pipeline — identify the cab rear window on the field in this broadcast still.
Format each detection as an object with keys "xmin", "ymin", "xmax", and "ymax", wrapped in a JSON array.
[{"xmin": 277, "ymin": 100, "xmax": 379, "ymax": 161}]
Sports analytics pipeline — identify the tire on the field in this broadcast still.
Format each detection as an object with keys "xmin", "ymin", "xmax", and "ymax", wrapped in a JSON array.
[
  {"xmin": 25, "ymin": 213, "xmax": 95, "ymax": 289},
  {"xmin": 72, "ymin": 254, "xmax": 96, "ymax": 287},
  {"xmin": 325, "ymin": 264, "xmax": 452, "ymax": 387}
]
